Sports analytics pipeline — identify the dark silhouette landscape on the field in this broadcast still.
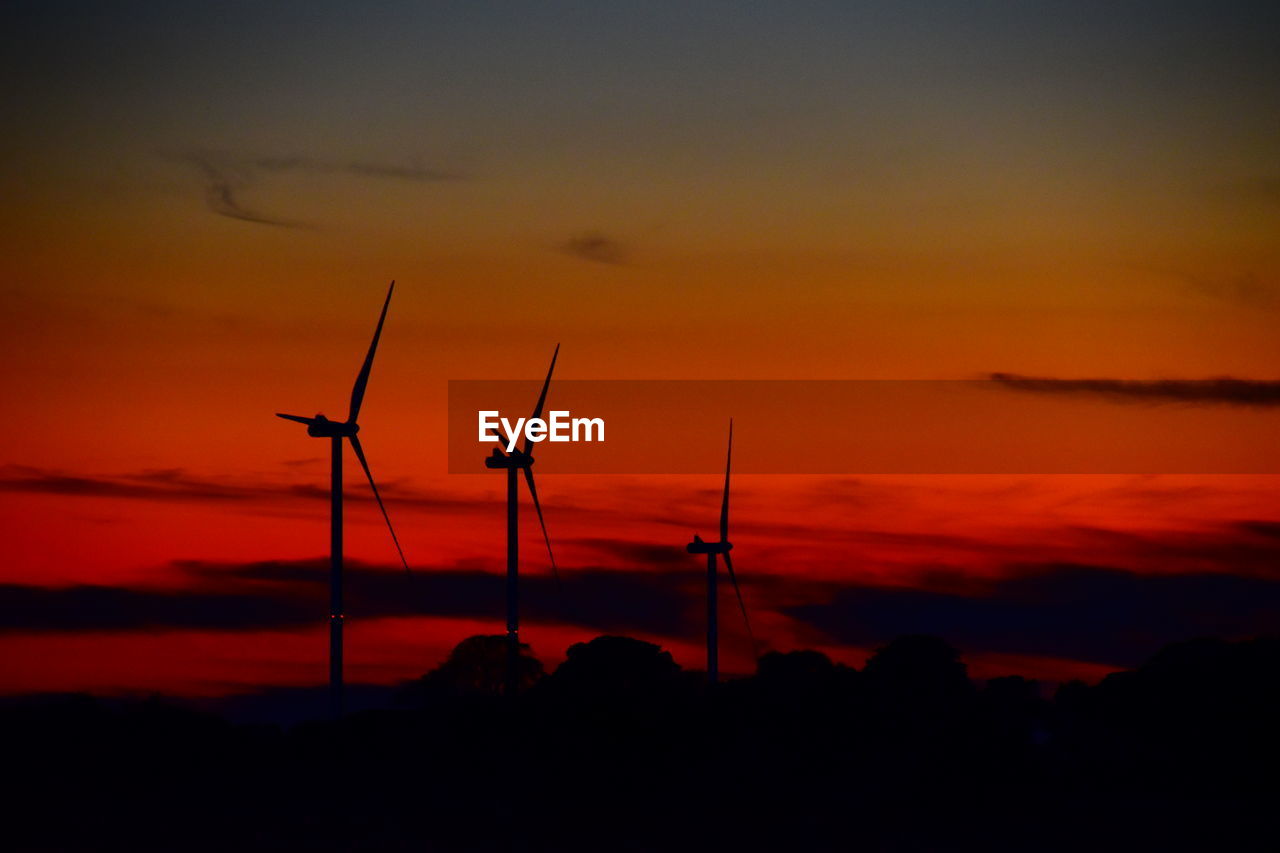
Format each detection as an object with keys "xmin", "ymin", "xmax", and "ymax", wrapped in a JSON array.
[{"xmin": 6, "ymin": 632, "xmax": 1277, "ymax": 852}]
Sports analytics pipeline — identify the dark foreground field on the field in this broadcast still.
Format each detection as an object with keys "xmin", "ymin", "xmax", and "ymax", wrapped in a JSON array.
[{"xmin": 6, "ymin": 634, "xmax": 1278, "ymax": 852}]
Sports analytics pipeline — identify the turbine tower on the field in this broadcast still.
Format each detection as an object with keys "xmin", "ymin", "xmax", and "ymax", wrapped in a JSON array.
[
  {"xmin": 276, "ymin": 281, "xmax": 410, "ymax": 718},
  {"xmin": 483, "ymin": 344, "xmax": 560, "ymax": 696},
  {"xmin": 687, "ymin": 419, "xmax": 755, "ymax": 685}
]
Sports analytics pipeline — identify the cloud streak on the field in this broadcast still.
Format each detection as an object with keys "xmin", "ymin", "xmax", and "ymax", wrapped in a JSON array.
[
  {"xmin": 988, "ymin": 374, "xmax": 1280, "ymax": 407},
  {"xmin": 184, "ymin": 151, "xmax": 462, "ymax": 227},
  {"xmin": 787, "ymin": 562, "xmax": 1280, "ymax": 667},
  {"xmin": 251, "ymin": 155, "xmax": 462, "ymax": 183},
  {"xmin": 190, "ymin": 154, "xmax": 304, "ymax": 228}
]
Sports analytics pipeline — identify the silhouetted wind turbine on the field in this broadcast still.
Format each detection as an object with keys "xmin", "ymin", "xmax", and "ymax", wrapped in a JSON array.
[
  {"xmin": 687, "ymin": 419, "xmax": 755, "ymax": 685},
  {"xmin": 275, "ymin": 281, "xmax": 409, "ymax": 718},
  {"xmin": 484, "ymin": 344, "xmax": 560, "ymax": 696}
]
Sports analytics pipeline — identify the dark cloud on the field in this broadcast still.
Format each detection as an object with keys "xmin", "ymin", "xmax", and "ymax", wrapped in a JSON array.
[
  {"xmin": 183, "ymin": 557, "xmax": 697, "ymax": 637},
  {"xmin": 0, "ymin": 580, "xmax": 319, "ymax": 633},
  {"xmin": 0, "ymin": 465, "xmax": 495, "ymax": 513},
  {"xmin": 1060, "ymin": 523, "xmax": 1280, "ymax": 577},
  {"xmin": 0, "ymin": 465, "xmax": 298, "ymax": 502},
  {"xmin": 13, "ymin": 549, "xmax": 1279, "ymax": 671},
  {"xmin": 8, "ymin": 484, "xmax": 1280, "ymax": 667},
  {"xmin": 988, "ymin": 373, "xmax": 1280, "ymax": 407},
  {"xmin": 1236, "ymin": 520, "xmax": 1280, "ymax": 540},
  {"xmin": 559, "ymin": 232, "xmax": 627, "ymax": 265},
  {"xmin": 787, "ymin": 563, "xmax": 1280, "ymax": 668},
  {"xmin": 0, "ymin": 558, "xmax": 696, "ymax": 638}
]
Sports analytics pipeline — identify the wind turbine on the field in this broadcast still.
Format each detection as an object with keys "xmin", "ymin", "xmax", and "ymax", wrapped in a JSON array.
[
  {"xmin": 275, "ymin": 281, "xmax": 410, "ymax": 718},
  {"xmin": 686, "ymin": 419, "xmax": 755, "ymax": 685},
  {"xmin": 483, "ymin": 344, "xmax": 560, "ymax": 696}
]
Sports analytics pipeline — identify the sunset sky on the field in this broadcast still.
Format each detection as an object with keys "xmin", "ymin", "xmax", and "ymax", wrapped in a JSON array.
[{"xmin": 2, "ymin": 1, "xmax": 1278, "ymax": 699}]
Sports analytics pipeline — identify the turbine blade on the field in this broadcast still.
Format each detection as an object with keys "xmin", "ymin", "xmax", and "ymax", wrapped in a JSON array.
[
  {"xmin": 276, "ymin": 413, "xmax": 317, "ymax": 426},
  {"xmin": 522, "ymin": 343, "xmax": 560, "ymax": 455},
  {"xmin": 721, "ymin": 551, "xmax": 758, "ymax": 659},
  {"xmin": 348, "ymin": 434, "xmax": 411, "ymax": 574},
  {"xmin": 522, "ymin": 467, "xmax": 561, "ymax": 589},
  {"xmin": 348, "ymin": 281, "xmax": 395, "ymax": 423},
  {"xmin": 719, "ymin": 418, "xmax": 733, "ymax": 542}
]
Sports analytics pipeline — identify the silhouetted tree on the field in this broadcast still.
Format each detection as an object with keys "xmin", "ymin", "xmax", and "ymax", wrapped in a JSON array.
[
  {"xmin": 757, "ymin": 648, "xmax": 835, "ymax": 681},
  {"xmin": 861, "ymin": 634, "xmax": 976, "ymax": 762},
  {"xmin": 863, "ymin": 634, "xmax": 972, "ymax": 705},
  {"xmin": 544, "ymin": 635, "xmax": 682, "ymax": 701},
  {"xmin": 756, "ymin": 648, "xmax": 858, "ymax": 689},
  {"xmin": 8, "ymin": 634, "xmax": 1279, "ymax": 853},
  {"xmin": 1057, "ymin": 636, "xmax": 1280, "ymax": 785},
  {"xmin": 978, "ymin": 675, "xmax": 1047, "ymax": 769},
  {"xmin": 400, "ymin": 634, "xmax": 543, "ymax": 702},
  {"xmin": 748, "ymin": 649, "xmax": 860, "ymax": 712}
]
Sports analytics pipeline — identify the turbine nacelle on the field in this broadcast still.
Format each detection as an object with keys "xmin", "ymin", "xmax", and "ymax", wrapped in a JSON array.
[
  {"xmin": 687, "ymin": 534, "xmax": 732, "ymax": 555},
  {"xmin": 275, "ymin": 412, "xmax": 360, "ymax": 438},
  {"xmin": 308, "ymin": 415, "xmax": 359, "ymax": 439},
  {"xmin": 484, "ymin": 447, "xmax": 534, "ymax": 469}
]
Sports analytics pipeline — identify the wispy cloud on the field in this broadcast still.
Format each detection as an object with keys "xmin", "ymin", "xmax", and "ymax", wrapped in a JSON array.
[
  {"xmin": 182, "ymin": 151, "xmax": 463, "ymax": 228},
  {"xmin": 249, "ymin": 155, "xmax": 462, "ymax": 183},
  {"xmin": 988, "ymin": 374, "xmax": 1280, "ymax": 407},
  {"xmin": 190, "ymin": 154, "xmax": 305, "ymax": 228},
  {"xmin": 558, "ymin": 232, "xmax": 628, "ymax": 265}
]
